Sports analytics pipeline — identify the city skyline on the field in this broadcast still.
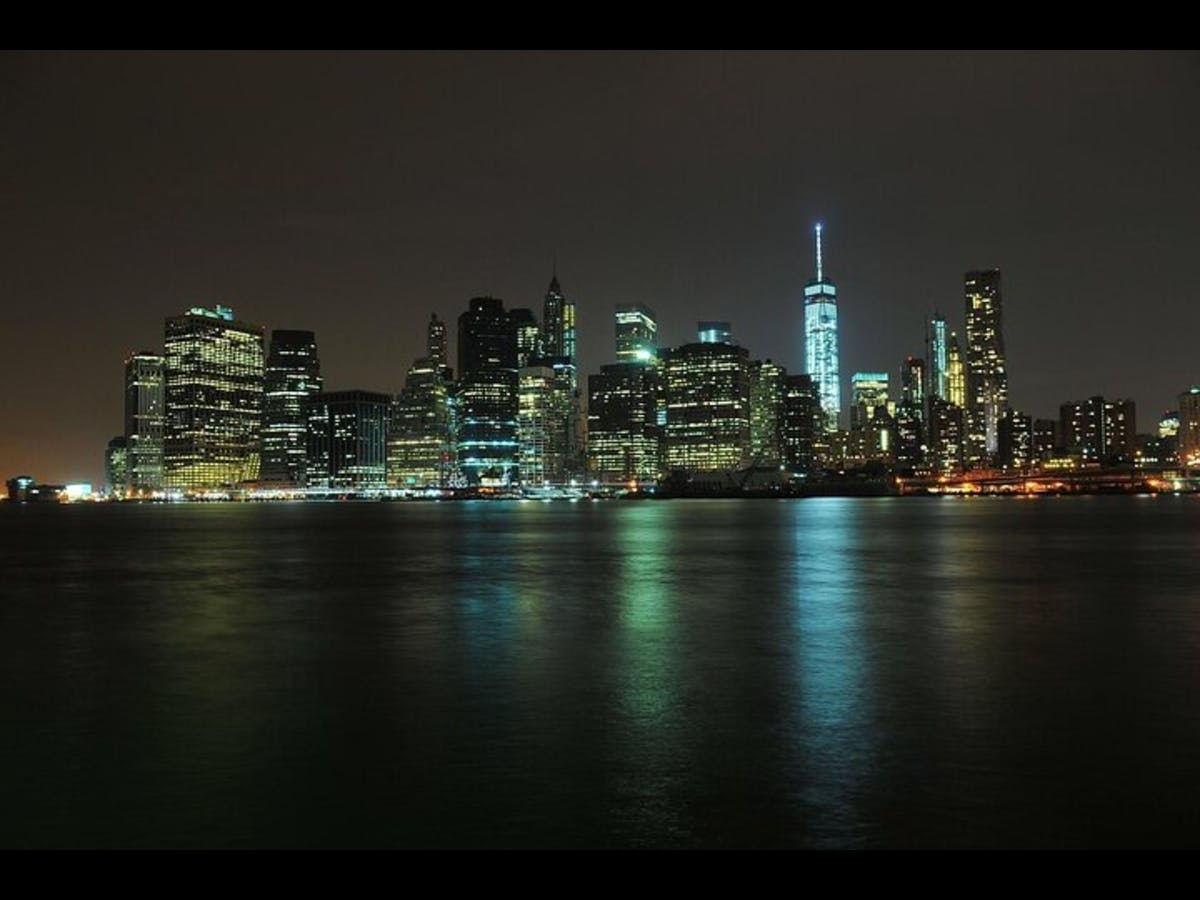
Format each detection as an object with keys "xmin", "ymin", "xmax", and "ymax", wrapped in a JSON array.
[{"xmin": 3, "ymin": 51, "xmax": 1198, "ymax": 484}]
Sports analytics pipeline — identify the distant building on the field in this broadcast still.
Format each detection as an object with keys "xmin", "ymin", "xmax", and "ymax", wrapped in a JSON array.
[
  {"xmin": 964, "ymin": 269, "xmax": 1008, "ymax": 466},
  {"xmin": 946, "ymin": 331, "xmax": 966, "ymax": 409},
  {"xmin": 698, "ymin": 321, "xmax": 733, "ymax": 345},
  {"xmin": 457, "ymin": 297, "xmax": 519, "ymax": 486},
  {"xmin": 804, "ymin": 224, "xmax": 840, "ymax": 430},
  {"xmin": 1060, "ymin": 396, "xmax": 1137, "ymax": 465},
  {"xmin": 124, "ymin": 351, "xmax": 165, "ymax": 493},
  {"xmin": 849, "ymin": 372, "xmax": 889, "ymax": 431},
  {"xmin": 781, "ymin": 374, "xmax": 822, "ymax": 475},
  {"xmin": 587, "ymin": 362, "xmax": 661, "ymax": 484},
  {"xmin": 1033, "ymin": 418, "xmax": 1058, "ymax": 461},
  {"xmin": 163, "ymin": 306, "xmax": 265, "ymax": 491},
  {"xmin": 1179, "ymin": 387, "xmax": 1200, "ymax": 466},
  {"xmin": 926, "ymin": 314, "xmax": 948, "ymax": 403},
  {"xmin": 541, "ymin": 275, "xmax": 576, "ymax": 389},
  {"xmin": 748, "ymin": 360, "xmax": 786, "ymax": 467},
  {"xmin": 615, "ymin": 304, "xmax": 658, "ymax": 364},
  {"xmin": 260, "ymin": 329, "xmax": 322, "ymax": 488},
  {"xmin": 306, "ymin": 390, "xmax": 391, "ymax": 490},
  {"xmin": 518, "ymin": 364, "xmax": 575, "ymax": 485},
  {"xmin": 998, "ymin": 409, "xmax": 1033, "ymax": 469},
  {"xmin": 510, "ymin": 307, "xmax": 541, "ymax": 369},
  {"xmin": 662, "ymin": 341, "xmax": 750, "ymax": 473},
  {"xmin": 105, "ymin": 436, "xmax": 128, "ymax": 496},
  {"xmin": 927, "ymin": 398, "xmax": 965, "ymax": 474},
  {"xmin": 388, "ymin": 356, "xmax": 453, "ymax": 489}
]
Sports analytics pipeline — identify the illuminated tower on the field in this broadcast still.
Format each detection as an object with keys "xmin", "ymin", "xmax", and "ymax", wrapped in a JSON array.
[
  {"xmin": 457, "ymin": 297, "xmax": 520, "ymax": 486},
  {"xmin": 542, "ymin": 274, "xmax": 576, "ymax": 389},
  {"xmin": 616, "ymin": 304, "xmax": 658, "ymax": 363},
  {"xmin": 964, "ymin": 269, "xmax": 1008, "ymax": 465},
  {"xmin": 947, "ymin": 332, "xmax": 966, "ymax": 409},
  {"xmin": 427, "ymin": 313, "xmax": 449, "ymax": 373},
  {"xmin": 260, "ymin": 329, "xmax": 322, "ymax": 488},
  {"xmin": 926, "ymin": 313, "xmax": 948, "ymax": 402},
  {"xmin": 804, "ymin": 223, "xmax": 840, "ymax": 430},
  {"xmin": 124, "ymin": 350, "xmax": 165, "ymax": 493},
  {"xmin": 163, "ymin": 306, "xmax": 265, "ymax": 491}
]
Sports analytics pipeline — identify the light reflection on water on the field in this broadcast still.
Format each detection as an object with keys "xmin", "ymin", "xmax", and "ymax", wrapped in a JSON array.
[{"xmin": 2, "ymin": 497, "xmax": 1200, "ymax": 847}]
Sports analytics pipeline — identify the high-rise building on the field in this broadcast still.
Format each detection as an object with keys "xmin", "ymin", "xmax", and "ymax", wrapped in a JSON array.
[
  {"xmin": 457, "ymin": 297, "xmax": 520, "ymax": 486},
  {"xmin": 928, "ymin": 397, "xmax": 964, "ymax": 474},
  {"xmin": 804, "ymin": 223, "xmax": 840, "ymax": 430},
  {"xmin": 1177, "ymin": 388, "xmax": 1200, "ymax": 466},
  {"xmin": 926, "ymin": 314, "xmax": 948, "ymax": 403},
  {"xmin": 781, "ymin": 374, "xmax": 822, "ymax": 476},
  {"xmin": 105, "ymin": 436, "xmax": 128, "ymax": 497},
  {"xmin": 998, "ymin": 409, "xmax": 1033, "ymax": 469},
  {"xmin": 964, "ymin": 269, "xmax": 1008, "ymax": 466},
  {"xmin": 615, "ymin": 304, "xmax": 658, "ymax": 364},
  {"xmin": 1033, "ymin": 419, "xmax": 1058, "ymax": 461},
  {"xmin": 306, "ymin": 390, "xmax": 391, "ymax": 491},
  {"xmin": 518, "ymin": 365, "xmax": 576, "ymax": 485},
  {"xmin": 698, "ymin": 321, "xmax": 733, "ymax": 345},
  {"xmin": 749, "ymin": 360, "xmax": 786, "ymax": 467},
  {"xmin": 427, "ymin": 313, "xmax": 449, "ymax": 373},
  {"xmin": 902, "ymin": 356, "xmax": 926, "ymax": 414},
  {"xmin": 662, "ymin": 341, "xmax": 750, "ymax": 473},
  {"xmin": 541, "ymin": 275, "xmax": 576, "ymax": 389},
  {"xmin": 260, "ymin": 329, "xmax": 322, "ymax": 487},
  {"xmin": 387, "ymin": 356, "xmax": 454, "ymax": 489},
  {"xmin": 849, "ymin": 372, "xmax": 890, "ymax": 431},
  {"xmin": 946, "ymin": 332, "xmax": 966, "ymax": 409},
  {"xmin": 124, "ymin": 351, "xmax": 165, "ymax": 494},
  {"xmin": 1060, "ymin": 396, "xmax": 1137, "ymax": 465},
  {"xmin": 510, "ymin": 307, "xmax": 541, "ymax": 369},
  {"xmin": 163, "ymin": 306, "xmax": 265, "ymax": 492},
  {"xmin": 587, "ymin": 362, "xmax": 661, "ymax": 484}
]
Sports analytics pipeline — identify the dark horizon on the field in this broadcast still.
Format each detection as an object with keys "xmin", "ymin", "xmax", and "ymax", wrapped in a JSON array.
[{"xmin": 3, "ymin": 50, "xmax": 1198, "ymax": 485}]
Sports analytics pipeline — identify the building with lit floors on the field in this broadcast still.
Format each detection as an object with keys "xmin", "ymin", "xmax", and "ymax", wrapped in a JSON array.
[
  {"xmin": 804, "ymin": 223, "xmax": 841, "ymax": 431},
  {"xmin": 1178, "ymin": 388, "xmax": 1200, "ymax": 466},
  {"xmin": 105, "ymin": 436, "xmax": 128, "ymax": 496},
  {"xmin": 260, "ymin": 329, "xmax": 322, "ymax": 488},
  {"xmin": 661, "ymin": 338, "xmax": 750, "ymax": 473},
  {"xmin": 927, "ymin": 398, "xmax": 965, "ymax": 474},
  {"xmin": 587, "ymin": 362, "xmax": 661, "ymax": 484},
  {"xmin": 518, "ymin": 364, "xmax": 576, "ymax": 485},
  {"xmin": 748, "ymin": 360, "xmax": 786, "ymax": 467},
  {"xmin": 615, "ymin": 304, "xmax": 658, "ymax": 364},
  {"xmin": 1060, "ymin": 396, "xmax": 1137, "ymax": 465},
  {"xmin": 541, "ymin": 275, "xmax": 576, "ymax": 389},
  {"xmin": 998, "ymin": 409, "xmax": 1033, "ymax": 470},
  {"xmin": 388, "ymin": 356, "xmax": 454, "ymax": 489},
  {"xmin": 306, "ymin": 390, "xmax": 392, "ymax": 491},
  {"xmin": 163, "ymin": 306, "xmax": 265, "ymax": 492},
  {"xmin": 456, "ymin": 297, "xmax": 520, "ymax": 486},
  {"xmin": 124, "ymin": 350, "xmax": 165, "ymax": 494},
  {"xmin": 781, "ymin": 374, "xmax": 822, "ymax": 476},
  {"xmin": 926, "ymin": 314, "xmax": 948, "ymax": 405},
  {"xmin": 964, "ymin": 269, "xmax": 1008, "ymax": 468}
]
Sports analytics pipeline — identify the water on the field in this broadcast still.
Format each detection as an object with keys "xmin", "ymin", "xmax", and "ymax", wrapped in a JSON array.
[{"xmin": 2, "ymin": 497, "xmax": 1199, "ymax": 848}]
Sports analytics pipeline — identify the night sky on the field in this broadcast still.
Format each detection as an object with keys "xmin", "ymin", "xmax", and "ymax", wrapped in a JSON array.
[{"xmin": 3, "ymin": 51, "xmax": 1198, "ymax": 485}]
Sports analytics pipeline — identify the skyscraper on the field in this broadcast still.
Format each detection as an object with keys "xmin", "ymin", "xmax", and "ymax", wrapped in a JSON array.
[
  {"xmin": 541, "ymin": 275, "xmax": 576, "ymax": 389},
  {"xmin": 1177, "ymin": 388, "xmax": 1200, "ymax": 466},
  {"xmin": 124, "ymin": 350, "xmax": 165, "ymax": 494},
  {"xmin": 748, "ymin": 360, "xmax": 786, "ymax": 467},
  {"xmin": 946, "ymin": 332, "xmax": 966, "ymax": 409},
  {"xmin": 587, "ymin": 362, "xmax": 661, "ymax": 484},
  {"xmin": 926, "ymin": 313, "xmax": 948, "ymax": 403},
  {"xmin": 964, "ymin": 269, "xmax": 1008, "ymax": 465},
  {"xmin": 698, "ymin": 321, "xmax": 733, "ymax": 345},
  {"xmin": 510, "ymin": 307, "xmax": 541, "ymax": 369},
  {"xmin": 615, "ymin": 304, "xmax": 658, "ymax": 363},
  {"xmin": 105, "ymin": 436, "xmax": 128, "ymax": 497},
  {"xmin": 388, "ymin": 356, "xmax": 454, "ymax": 489},
  {"xmin": 662, "ymin": 341, "xmax": 750, "ymax": 473},
  {"xmin": 781, "ymin": 374, "xmax": 822, "ymax": 476},
  {"xmin": 163, "ymin": 306, "xmax": 265, "ymax": 492},
  {"xmin": 427, "ymin": 313, "xmax": 449, "ymax": 373},
  {"xmin": 260, "ymin": 329, "xmax": 322, "ymax": 488},
  {"xmin": 457, "ymin": 297, "xmax": 520, "ymax": 486},
  {"xmin": 804, "ymin": 223, "xmax": 840, "ymax": 430},
  {"xmin": 306, "ymin": 390, "xmax": 392, "ymax": 491},
  {"xmin": 518, "ymin": 364, "xmax": 575, "ymax": 485}
]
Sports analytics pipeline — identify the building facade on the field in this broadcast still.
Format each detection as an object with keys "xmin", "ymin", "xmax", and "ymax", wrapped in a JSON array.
[
  {"xmin": 260, "ymin": 329, "xmax": 322, "ymax": 487},
  {"xmin": 662, "ymin": 342, "xmax": 750, "ymax": 473},
  {"xmin": 456, "ymin": 297, "xmax": 520, "ymax": 486},
  {"xmin": 804, "ymin": 224, "xmax": 840, "ymax": 430},
  {"xmin": 124, "ymin": 350, "xmax": 165, "ymax": 493},
  {"xmin": 163, "ymin": 306, "xmax": 265, "ymax": 492},
  {"xmin": 307, "ymin": 390, "xmax": 391, "ymax": 490},
  {"xmin": 964, "ymin": 269, "xmax": 1008, "ymax": 466}
]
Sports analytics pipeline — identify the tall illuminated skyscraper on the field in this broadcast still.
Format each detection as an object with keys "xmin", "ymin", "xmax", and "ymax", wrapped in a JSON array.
[
  {"xmin": 163, "ymin": 306, "xmax": 265, "ymax": 491},
  {"xmin": 946, "ymin": 332, "xmax": 966, "ymax": 409},
  {"xmin": 964, "ymin": 269, "xmax": 1008, "ymax": 465},
  {"xmin": 260, "ymin": 329, "xmax": 322, "ymax": 487},
  {"xmin": 542, "ymin": 274, "xmax": 576, "ymax": 389},
  {"xmin": 427, "ymin": 313, "xmax": 448, "ymax": 372},
  {"xmin": 124, "ymin": 350, "xmax": 165, "ymax": 493},
  {"xmin": 457, "ymin": 297, "xmax": 520, "ymax": 486},
  {"xmin": 803, "ymin": 223, "xmax": 840, "ymax": 430},
  {"xmin": 926, "ymin": 313, "xmax": 948, "ymax": 402},
  {"xmin": 615, "ymin": 304, "xmax": 658, "ymax": 363}
]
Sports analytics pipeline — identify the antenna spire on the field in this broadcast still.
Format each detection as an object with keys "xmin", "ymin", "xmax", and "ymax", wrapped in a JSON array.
[{"xmin": 815, "ymin": 223, "xmax": 824, "ymax": 282}]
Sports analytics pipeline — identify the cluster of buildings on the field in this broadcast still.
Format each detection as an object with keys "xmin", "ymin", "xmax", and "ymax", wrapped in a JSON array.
[{"xmin": 92, "ymin": 227, "xmax": 1200, "ymax": 500}]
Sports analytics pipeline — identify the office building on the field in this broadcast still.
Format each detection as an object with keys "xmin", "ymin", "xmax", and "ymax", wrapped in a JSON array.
[
  {"xmin": 927, "ymin": 397, "xmax": 964, "ymax": 474},
  {"xmin": 804, "ymin": 224, "xmax": 840, "ymax": 430},
  {"xmin": 1176, "ymin": 388, "xmax": 1200, "ymax": 466},
  {"xmin": 388, "ymin": 356, "xmax": 454, "ymax": 489},
  {"xmin": 749, "ymin": 360, "xmax": 786, "ymax": 467},
  {"xmin": 105, "ymin": 436, "xmax": 128, "ymax": 497},
  {"xmin": 781, "ymin": 374, "xmax": 822, "ymax": 475},
  {"xmin": 124, "ymin": 350, "xmax": 165, "ymax": 493},
  {"xmin": 457, "ymin": 297, "xmax": 520, "ymax": 486},
  {"xmin": 946, "ymin": 332, "xmax": 966, "ymax": 409},
  {"xmin": 698, "ymin": 321, "xmax": 733, "ymax": 345},
  {"xmin": 163, "ymin": 306, "xmax": 265, "ymax": 491},
  {"xmin": 964, "ymin": 269, "xmax": 1008, "ymax": 465},
  {"xmin": 587, "ymin": 362, "xmax": 661, "ymax": 484},
  {"xmin": 998, "ymin": 409, "xmax": 1034, "ymax": 469},
  {"xmin": 510, "ymin": 307, "xmax": 542, "ymax": 369},
  {"xmin": 1060, "ymin": 396, "xmax": 1137, "ymax": 465},
  {"xmin": 615, "ymin": 304, "xmax": 658, "ymax": 364},
  {"xmin": 926, "ymin": 314, "xmax": 948, "ymax": 403},
  {"xmin": 541, "ymin": 275, "xmax": 576, "ymax": 389},
  {"xmin": 260, "ymin": 329, "xmax": 322, "ymax": 487},
  {"xmin": 662, "ymin": 341, "xmax": 750, "ymax": 473},
  {"xmin": 518, "ymin": 364, "xmax": 576, "ymax": 485},
  {"xmin": 306, "ymin": 390, "xmax": 391, "ymax": 490}
]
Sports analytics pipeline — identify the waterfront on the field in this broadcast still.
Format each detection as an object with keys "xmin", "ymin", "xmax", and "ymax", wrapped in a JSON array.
[{"xmin": 2, "ymin": 497, "xmax": 1199, "ymax": 848}]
